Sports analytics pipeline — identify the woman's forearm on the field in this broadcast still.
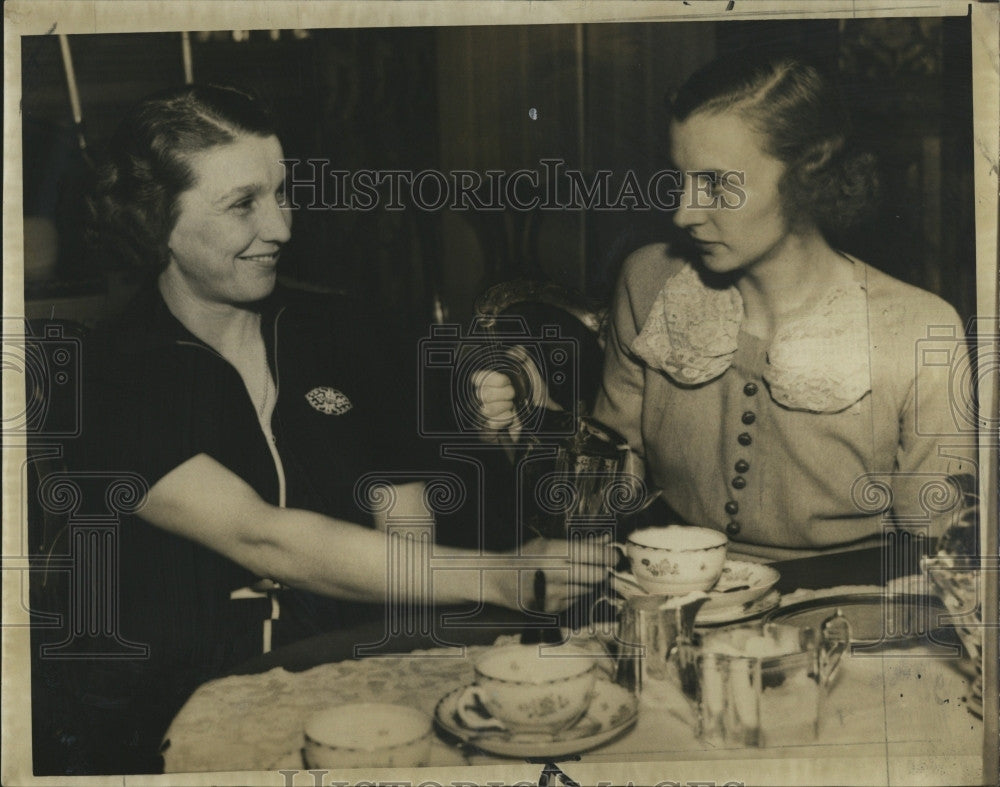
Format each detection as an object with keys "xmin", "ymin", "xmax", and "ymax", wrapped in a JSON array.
[
  {"xmin": 141, "ymin": 455, "xmax": 600, "ymax": 613},
  {"xmin": 251, "ymin": 504, "xmax": 515, "ymax": 608}
]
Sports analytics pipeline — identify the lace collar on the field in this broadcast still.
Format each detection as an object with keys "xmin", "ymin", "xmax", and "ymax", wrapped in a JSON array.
[{"xmin": 630, "ymin": 261, "xmax": 871, "ymax": 413}]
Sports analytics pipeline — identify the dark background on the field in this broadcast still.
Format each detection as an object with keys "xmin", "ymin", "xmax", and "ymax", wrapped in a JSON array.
[{"xmin": 21, "ymin": 16, "xmax": 977, "ymax": 333}]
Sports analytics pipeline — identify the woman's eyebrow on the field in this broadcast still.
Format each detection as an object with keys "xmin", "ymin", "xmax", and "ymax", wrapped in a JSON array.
[{"xmin": 212, "ymin": 183, "xmax": 265, "ymax": 205}]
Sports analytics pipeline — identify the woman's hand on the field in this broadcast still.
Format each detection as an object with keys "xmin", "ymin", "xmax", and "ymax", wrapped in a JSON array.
[
  {"xmin": 471, "ymin": 346, "xmax": 561, "ymax": 444},
  {"xmin": 489, "ymin": 535, "xmax": 612, "ymax": 614},
  {"xmin": 472, "ymin": 369, "xmax": 519, "ymax": 438}
]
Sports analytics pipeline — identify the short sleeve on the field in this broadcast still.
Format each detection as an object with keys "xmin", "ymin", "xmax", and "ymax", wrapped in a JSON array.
[
  {"xmin": 74, "ymin": 329, "xmax": 271, "ymax": 498},
  {"xmin": 592, "ymin": 244, "xmax": 680, "ymax": 458}
]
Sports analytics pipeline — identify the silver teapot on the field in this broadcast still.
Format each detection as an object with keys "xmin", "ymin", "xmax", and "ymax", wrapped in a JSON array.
[{"xmin": 594, "ymin": 592, "xmax": 709, "ymax": 696}]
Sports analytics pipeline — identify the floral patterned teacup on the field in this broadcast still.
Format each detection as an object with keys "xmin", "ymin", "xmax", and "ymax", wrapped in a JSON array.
[
  {"xmin": 611, "ymin": 526, "xmax": 727, "ymax": 594},
  {"xmin": 456, "ymin": 644, "xmax": 599, "ymax": 734}
]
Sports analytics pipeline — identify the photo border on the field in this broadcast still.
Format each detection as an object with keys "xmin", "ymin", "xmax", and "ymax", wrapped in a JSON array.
[{"xmin": 3, "ymin": 2, "xmax": 997, "ymax": 785}]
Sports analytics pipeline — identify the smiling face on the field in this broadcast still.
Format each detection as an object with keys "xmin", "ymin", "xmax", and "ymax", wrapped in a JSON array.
[
  {"xmin": 165, "ymin": 134, "xmax": 291, "ymax": 305},
  {"xmin": 670, "ymin": 109, "xmax": 796, "ymax": 277}
]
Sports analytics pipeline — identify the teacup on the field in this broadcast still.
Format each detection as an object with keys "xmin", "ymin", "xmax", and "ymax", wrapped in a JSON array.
[
  {"xmin": 610, "ymin": 526, "xmax": 727, "ymax": 594},
  {"xmin": 456, "ymin": 644, "xmax": 599, "ymax": 734},
  {"xmin": 303, "ymin": 702, "xmax": 433, "ymax": 769}
]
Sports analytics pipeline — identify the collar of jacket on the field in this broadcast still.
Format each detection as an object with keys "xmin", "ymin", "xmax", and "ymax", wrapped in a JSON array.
[{"xmin": 108, "ymin": 280, "xmax": 286, "ymax": 357}]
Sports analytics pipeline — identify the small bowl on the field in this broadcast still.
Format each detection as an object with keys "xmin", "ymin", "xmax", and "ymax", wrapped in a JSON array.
[
  {"xmin": 613, "ymin": 526, "xmax": 727, "ymax": 594},
  {"xmin": 304, "ymin": 703, "xmax": 433, "ymax": 769}
]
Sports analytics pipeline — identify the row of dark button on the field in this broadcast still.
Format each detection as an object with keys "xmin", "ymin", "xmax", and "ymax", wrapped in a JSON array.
[{"xmin": 727, "ymin": 382, "xmax": 758, "ymax": 536}]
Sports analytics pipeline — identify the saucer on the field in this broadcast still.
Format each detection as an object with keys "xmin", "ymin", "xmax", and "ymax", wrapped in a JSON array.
[
  {"xmin": 434, "ymin": 679, "xmax": 638, "ymax": 758},
  {"xmin": 612, "ymin": 560, "xmax": 781, "ymax": 624}
]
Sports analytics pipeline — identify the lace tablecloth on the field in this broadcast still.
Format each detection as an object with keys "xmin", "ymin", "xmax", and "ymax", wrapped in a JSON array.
[
  {"xmin": 163, "ymin": 582, "xmax": 980, "ymax": 775},
  {"xmin": 163, "ymin": 645, "xmax": 483, "ymax": 773}
]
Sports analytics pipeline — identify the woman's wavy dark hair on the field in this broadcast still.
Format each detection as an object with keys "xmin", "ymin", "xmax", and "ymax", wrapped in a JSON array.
[
  {"xmin": 85, "ymin": 84, "xmax": 279, "ymax": 272},
  {"xmin": 668, "ymin": 51, "xmax": 879, "ymax": 236}
]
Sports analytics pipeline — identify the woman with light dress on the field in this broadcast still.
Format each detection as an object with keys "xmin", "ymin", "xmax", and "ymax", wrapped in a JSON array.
[{"xmin": 477, "ymin": 52, "xmax": 971, "ymax": 561}]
